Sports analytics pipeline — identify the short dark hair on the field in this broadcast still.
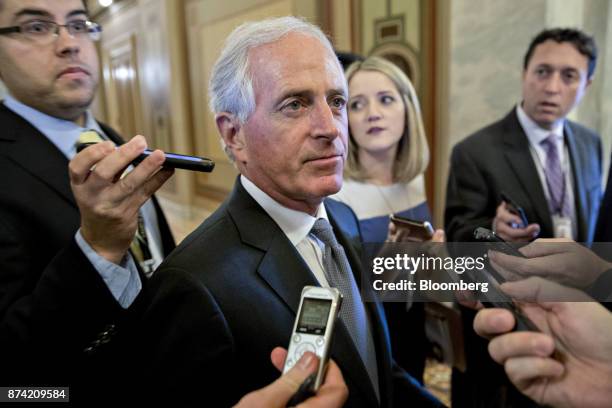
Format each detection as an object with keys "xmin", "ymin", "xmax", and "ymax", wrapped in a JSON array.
[{"xmin": 523, "ymin": 28, "xmax": 598, "ymax": 78}]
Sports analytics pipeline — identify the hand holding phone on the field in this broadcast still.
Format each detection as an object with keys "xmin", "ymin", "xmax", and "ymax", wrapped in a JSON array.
[
  {"xmin": 284, "ymin": 286, "xmax": 342, "ymax": 402},
  {"xmin": 500, "ymin": 191, "xmax": 528, "ymax": 228}
]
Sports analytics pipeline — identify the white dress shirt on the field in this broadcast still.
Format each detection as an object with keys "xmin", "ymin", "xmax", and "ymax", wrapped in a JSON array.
[{"xmin": 240, "ymin": 175, "xmax": 331, "ymax": 286}]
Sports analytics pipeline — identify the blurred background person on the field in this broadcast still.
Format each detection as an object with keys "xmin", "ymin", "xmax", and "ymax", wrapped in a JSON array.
[{"xmin": 445, "ymin": 28, "xmax": 601, "ymax": 245}]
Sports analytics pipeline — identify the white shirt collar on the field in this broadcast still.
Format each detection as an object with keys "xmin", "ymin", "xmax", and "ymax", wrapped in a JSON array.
[
  {"xmin": 516, "ymin": 103, "xmax": 564, "ymax": 145},
  {"xmin": 4, "ymin": 94, "xmax": 104, "ymax": 159},
  {"xmin": 240, "ymin": 175, "xmax": 328, "ymax": 246}
]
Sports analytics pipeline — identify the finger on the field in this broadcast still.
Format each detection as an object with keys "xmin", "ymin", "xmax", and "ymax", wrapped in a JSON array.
[
  {"xmin": 500, "ymin": 278, "xmax": 590, "ymax": 303},
  {"xmin": 496, "ymin": 223, "xmax": 539, "ymax": 241},
  {"xmin": 109, "ymin": 149, "xmax": 167, "ymax": 202},
  {"xmin": 431, "ymin": 229, "xmax": 445, "ymax": 243},
  {"xmin": 261, "ymin": 352, "xmax": 319, "ymax": 405},
  {"xmin": 524, "ymin": 224, "xmax": 540, "ymax": 239},
  {"xmin": 519, "ymin": 238, "xmax": 571, "ymax": 258},
  {"xmin": 473, "ymin": 308, "xmax": 515, "ymax": 339},
  {"xmin": 115, "ymin": 169, "xmax": 173, "ymax": 223},
  {"xmin": 488, "ymin": 251, "xmax": 533, "ymax": 279},
  {"xmin": 496, "ymin": 206, "xmax": 523, "ymax": 225},
  {"xmin": 297, "ymin": 360, "xmax": 348, "ymax": 408},
  {"xmin": 90, "ymin": 136, "xmax": 148, "ymax": 182},
  {"xmin": 489, "ymin": 260, "xmax": 524, "ymax": 282},
  {"xmin": 69, "ymin": 141, "xmax": 115, "ymax": 185},
  {"xmin": 455, "ymin": 288, "xmax": 483, "ymax": 309},
  {"xmin": 505, "ymin": 356, "xmax": 565, "ymax": 392},
  {"xmin": 140, "ymin": 166, "xmax": 174, "ymax": 199},
  {"xmin": 488, "ymin": 331, "xmax": 555, "ymax": 364},
  {"xmin": 457, "ymin": 297, "xmax": 483, "ymax": 310},
  {"xmin": 270, "ymin": 347, "xmax": 288, "ymax": 372},
  {"xmin": 319, "ymin": 360, "xmax": 345, "ymax": 389}
]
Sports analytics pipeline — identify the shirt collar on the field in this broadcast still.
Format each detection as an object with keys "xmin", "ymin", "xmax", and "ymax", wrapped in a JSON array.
[
  {"xmin": 516, "ymin": 103, "xmax": 564, "ymax": 145},
  {"xmin": 4, "ymin": 94, "xmax": 104, "ymax": 159},
  {"xmin": 240, "ymin": 175, "xmax": 328, "ymax": 246}
]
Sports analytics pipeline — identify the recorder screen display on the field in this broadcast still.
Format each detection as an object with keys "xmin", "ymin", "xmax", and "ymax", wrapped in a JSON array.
[{"xmin": 297, "ymin": 298, "xmax": 332, "ymax": 335}]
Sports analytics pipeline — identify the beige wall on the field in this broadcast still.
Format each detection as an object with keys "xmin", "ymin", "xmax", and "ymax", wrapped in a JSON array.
[
  {"xmin": 89, "ymin": 0, "xmax": 611, "ymax": 223},
  {"xmin": 95, "ymin": 0, "xmax": 197, "ymax": 209}
]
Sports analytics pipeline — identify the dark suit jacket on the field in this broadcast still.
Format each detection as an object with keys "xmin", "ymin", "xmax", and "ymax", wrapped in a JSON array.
[
  {"xmin": 140, "ymin": 179, "xmax": 442, "ymax": 407},
  {"xmin": 445, "ymin": 108, "xmax": 602, "ymax": 244},
  {"xmin": 0, "ymin": 102, "xmax": 174, "ymax": 398},
  {"xmin": 595, "ymin": 156, "xmax": 612, "ymax": 242}
]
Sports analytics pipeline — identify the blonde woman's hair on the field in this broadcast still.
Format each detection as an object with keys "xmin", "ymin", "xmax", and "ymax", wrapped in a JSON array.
[{"xmin": 344, "ymin": 56, "xmax": 430, "ymax": 183}]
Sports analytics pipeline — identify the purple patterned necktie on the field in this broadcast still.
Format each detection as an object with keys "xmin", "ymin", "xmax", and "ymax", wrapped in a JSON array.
[{"xmin": 540, "ymin": 134, "xmax": 569, "ymax": 216}]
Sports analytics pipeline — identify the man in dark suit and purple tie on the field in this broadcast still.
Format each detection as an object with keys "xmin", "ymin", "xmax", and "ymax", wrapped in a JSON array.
[{"xmin": 445, "ymin": 27, "xmax": 602, "ymax": 408}]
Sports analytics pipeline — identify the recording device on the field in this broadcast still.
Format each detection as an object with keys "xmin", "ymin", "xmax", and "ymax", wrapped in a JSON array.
[
  {"xmin": 500, "ymin": 191, "xmax": 528, "ymax": 228},
  {"xmin": 472, "ymin": 227, "xmax": 538, "ymax": 332},
  {"xmin": 390, "ymin": 214, "xmax": 434, "ymax": 241},
  {"xmin": 284, "ymin": 286, "xmax": 342, "ymax": 400},
  {"xmin": 76, "ymin": 142, "xmax": 215, "ymax": 173}
]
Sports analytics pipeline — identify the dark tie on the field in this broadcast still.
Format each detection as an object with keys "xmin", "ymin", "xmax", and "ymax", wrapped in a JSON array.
[
  {"xmin": 310, "ymin": 218, "xmax": 379, "ymax": 400},
  {"xmin": 540, "ymin": 134, "xmax": 569, "ymax": 216},
  {"xmin": 77, "ymin": 131, "xmax": 155, "ymax": 276}
]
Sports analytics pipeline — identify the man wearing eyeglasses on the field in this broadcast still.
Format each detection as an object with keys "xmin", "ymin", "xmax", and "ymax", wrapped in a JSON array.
[{"xmin": 0, "ymin": 0, "xmax": 177, "ymax": 399}]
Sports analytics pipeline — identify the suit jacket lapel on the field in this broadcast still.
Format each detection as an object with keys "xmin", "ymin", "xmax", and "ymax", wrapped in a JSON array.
[
  {"xmin": 565, "ymin": 124, "xmax": 589, "ymax": 241},
  {"xmin": 226, "ymin": 180, "xmax": 318, "ymax": 314},
  {"xmin": 0, "ymin": 104, "xmax": 76, "ymax": 207},
  {"xmin": 501, "ymin": 111, "xmax": 552, "ymax": 234}
]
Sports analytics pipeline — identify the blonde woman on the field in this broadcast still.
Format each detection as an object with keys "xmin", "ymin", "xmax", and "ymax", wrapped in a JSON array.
[
  {"xmin": 333, "ymin": 56, "xmax": 432, "ymax": 242},
  {"xmin": 332, "ymin": 56, "xmax": 439, "ymax": 381}
]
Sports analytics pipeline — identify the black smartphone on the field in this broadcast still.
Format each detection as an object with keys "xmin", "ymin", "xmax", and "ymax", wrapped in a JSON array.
[
  {"xmin": 76, "ymin": 142, "xmax": 215, "ymax": 173},
  {"xmin": 389, "ymin": 214, "xmax": 434, "ymax": 241},
  {"xmin": 472, "ymin": 227, "xmax": 537, "ymax": 331},
  {"xmin": 500, "ymin": 191, "xmax": 528, "ymax": 228}
]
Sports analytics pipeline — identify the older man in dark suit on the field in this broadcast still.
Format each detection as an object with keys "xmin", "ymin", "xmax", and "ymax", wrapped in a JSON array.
[
  {"xmin": 143, "ymin": 16, "xmax": 441, "ymax": 408},
  {"xmin": 445, "ymin": 28, "xmax": 602, "ymax": 408}
]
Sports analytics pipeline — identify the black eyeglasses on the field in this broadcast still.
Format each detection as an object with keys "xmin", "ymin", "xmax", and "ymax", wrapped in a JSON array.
[{"xmin": 0, "ymin": 20, "xmax": 102, "ymax": 44}]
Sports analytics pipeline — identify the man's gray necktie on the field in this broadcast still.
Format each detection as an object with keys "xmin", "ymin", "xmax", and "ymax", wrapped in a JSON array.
[
  {"xmin": 310, "ymin": 218, "xmax": 379, "ymax": 400},
  {"xmin": 541, "ymin": 134, "xmax": 569, "ymax": 216}
]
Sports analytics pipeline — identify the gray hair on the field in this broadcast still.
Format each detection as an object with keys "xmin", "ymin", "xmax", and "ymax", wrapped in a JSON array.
[{"xmin": 208, "ymin": 16, "xmax": 336, "ymax": 123}]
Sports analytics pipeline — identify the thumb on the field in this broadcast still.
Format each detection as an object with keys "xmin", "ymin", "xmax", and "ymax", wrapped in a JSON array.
[{"xmin": 234, "ymin": 352, "xmax": 319, "ymax": 408}]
